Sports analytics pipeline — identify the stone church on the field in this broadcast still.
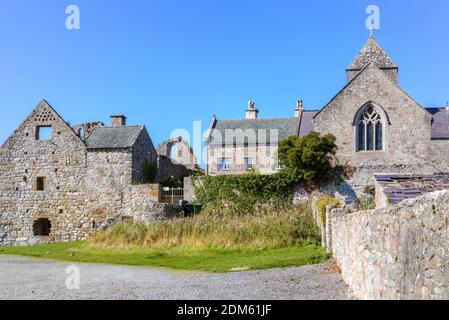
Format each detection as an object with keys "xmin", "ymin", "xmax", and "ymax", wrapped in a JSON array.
[{"xmin": 206, "ymin": 35, "xmax": 449, "ymax": 199}]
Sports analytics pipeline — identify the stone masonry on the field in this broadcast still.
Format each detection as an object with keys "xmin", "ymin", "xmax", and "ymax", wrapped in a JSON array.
[
  {"xmin": 326, "ymin": 190, "xmax": 449, "ymax": 300},
  {"xmin": 0, "ymin": 100, "xmax": 173, "ymax": 246}
]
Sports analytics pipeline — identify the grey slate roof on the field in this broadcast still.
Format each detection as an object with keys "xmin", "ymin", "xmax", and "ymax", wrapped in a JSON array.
[
  {"xmin": 86, "ymin": 126, "xmax": 143, "ymax": 149},
  {"xmin": 298, "ymin": 111, "xmax": 318, "ymax": 137},
  {"xmin": 208, "ymin": 118, "xmax": 300, "ymax": 146},
  {"xmin": 427, "ymin": 108, "xmax": 449, "ymax": 139},
  {"xmin": 375, "ymin": 173, "xmax": 449, "ymax": 205}
]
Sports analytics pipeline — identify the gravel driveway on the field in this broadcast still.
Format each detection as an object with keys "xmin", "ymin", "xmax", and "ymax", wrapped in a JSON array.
[{"xmin": 0, "ymin": 255, "xmax": 349, "ymax": 300}]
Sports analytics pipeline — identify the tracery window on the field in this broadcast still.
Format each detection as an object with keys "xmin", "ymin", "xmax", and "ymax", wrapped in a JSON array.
[{"xmin": 356, "ymin": 105, "xmax": 384, "ymax": 152}]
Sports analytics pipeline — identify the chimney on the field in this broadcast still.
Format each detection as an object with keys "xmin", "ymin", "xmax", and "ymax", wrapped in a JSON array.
[
  {"xmin": 110, "ymin": 115, "xmax": 126, "ymax": 126},
  {"xmin": 294, "ymin": 100, "xmax": 303, "ymax": 118},
  {"xmin": 245, "ymin": 101, "xmax": 258, "ymax": 120}
]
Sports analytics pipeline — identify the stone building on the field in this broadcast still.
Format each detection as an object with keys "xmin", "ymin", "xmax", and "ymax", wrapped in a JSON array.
[
  {"xmin": 206, "ymin": 35, "xmax": 449, "ymax": 199},
  {"xmin": 0, "ymin": 100, "xmax": 173, "ymax": 246},
  {"xmin": 205, "ymin": 100, "xmax": 302, "ymax": 175}
]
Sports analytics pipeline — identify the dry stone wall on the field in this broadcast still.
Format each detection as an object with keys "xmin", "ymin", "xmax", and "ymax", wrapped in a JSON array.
[{"xmin": 327, "ymin": 190, "xmax": 449, "ymax": 300}]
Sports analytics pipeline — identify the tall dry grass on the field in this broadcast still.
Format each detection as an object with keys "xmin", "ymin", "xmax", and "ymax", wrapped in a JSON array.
[{"xmin": 91, "ymin": 203, "xmax": 320, "ymax": 249}]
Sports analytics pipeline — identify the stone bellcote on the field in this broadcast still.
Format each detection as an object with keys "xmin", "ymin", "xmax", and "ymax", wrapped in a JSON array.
[{"xmin": 346, "ymin": 35, "xmax": 398, "ymax": 83}]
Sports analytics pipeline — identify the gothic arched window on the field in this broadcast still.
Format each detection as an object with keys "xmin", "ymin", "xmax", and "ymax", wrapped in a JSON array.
[{"xmin": 356, "ymin": 105, "xmax": 384, "ymax": 152}]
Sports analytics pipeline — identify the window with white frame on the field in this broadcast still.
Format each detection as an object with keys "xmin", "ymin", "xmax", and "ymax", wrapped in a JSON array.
[
  {"xmin": 245, "ymin": 158, "xmax": 253, "ymax": 171},
  {"xmin": 217, "ymin": 158, "xmax": 231, "ymax": 171}
]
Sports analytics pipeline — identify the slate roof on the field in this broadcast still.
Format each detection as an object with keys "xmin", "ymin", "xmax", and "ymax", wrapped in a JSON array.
[
  {"xmin": 207, "ymin": 118, "xmax": 300, "ymax": 146},
  {"xmin": 86, "ymin": 126, "xmax": 144, "ymax": 149},
  {"xmin": 375, "ymin": 173, "xmax": 449, "ymax": 205},
  {"xmin": 427, "ymin": 108, "xmax": 449, "ymax": 139},
  {"xmin": 347, "ymin": 35, "xmax": 397, "ymax": 70},
  {"xmin": 298, "ymin": 110, "xmax": 318, "ymax": 137}
]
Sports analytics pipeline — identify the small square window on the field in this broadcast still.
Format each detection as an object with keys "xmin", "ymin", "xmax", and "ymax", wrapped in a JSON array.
[
  {"xmin": 36, "ymin": 177, "xmax": 46, "ymax": 191},
  {"xmin": 36, "ymin": 126, "xmax": 52, "ymax": 141}
]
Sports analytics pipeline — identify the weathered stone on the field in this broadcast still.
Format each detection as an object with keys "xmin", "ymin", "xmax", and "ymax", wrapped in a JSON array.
[
  {"xmin": 327, "ymin": 190, "xmax": 449, "ymax": 300},
  {"xmin": 0, "ymin": 100, "xmax": 175, "ymax": 246}
]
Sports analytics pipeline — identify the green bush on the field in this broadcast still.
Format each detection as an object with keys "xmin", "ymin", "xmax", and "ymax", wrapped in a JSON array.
[
  {"xmin": 278, "ymin": 132, "xmax": 338, "ymax": 185},
  {"xmin": 316, "ymin": 196, "xmax": 341, "ymax": 225},
  {"xmin": 160, "ymin": 176, "xmax": 183, "ymax": 188}
]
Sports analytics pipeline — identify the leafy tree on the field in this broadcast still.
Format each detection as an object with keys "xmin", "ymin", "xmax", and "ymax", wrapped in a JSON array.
[
  {"xmin": 142, "ymin": 158, "xmax": 157, "ymax": 184},
  {"xmin": 278, "ymin": 132, "xmax": 338, "ymax": 184}
]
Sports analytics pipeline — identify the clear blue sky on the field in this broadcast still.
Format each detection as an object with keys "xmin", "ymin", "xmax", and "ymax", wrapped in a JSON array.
[{"xmin": 0, "ymin": 0, "xmax": 448, "ymax": 150}]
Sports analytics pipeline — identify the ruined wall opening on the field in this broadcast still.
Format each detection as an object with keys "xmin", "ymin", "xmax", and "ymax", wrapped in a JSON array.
[
  {"xmin": 35, "ymin": 125, "xmax": 52, "ymax": 141},
  {"xmin": 33, "ymin": 218, "xmax": 51, "ymax": 236}
]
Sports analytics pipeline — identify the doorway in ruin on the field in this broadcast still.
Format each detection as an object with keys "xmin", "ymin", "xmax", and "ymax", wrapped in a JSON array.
[{"xmin": 33, "ymin": 218, "xmax": 51, "ymax": 236}]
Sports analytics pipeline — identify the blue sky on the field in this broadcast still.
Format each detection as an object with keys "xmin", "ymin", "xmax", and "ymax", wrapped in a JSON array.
[{"xmin": 0, "ymin": 0, "xmax": 448, "ymax": 152}]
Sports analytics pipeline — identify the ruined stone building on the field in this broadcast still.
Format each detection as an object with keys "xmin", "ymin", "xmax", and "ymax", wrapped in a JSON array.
[
  {"xmin": 156, "ymin": 137, "xmax": 198, "ymax": 182},
  {"xmin": 206, "ymin": 35, "xmax": 449, "ymax": 199},
  {"xmin": 0, "ymin": 100, "xmax": 173, "ymax": 246}
]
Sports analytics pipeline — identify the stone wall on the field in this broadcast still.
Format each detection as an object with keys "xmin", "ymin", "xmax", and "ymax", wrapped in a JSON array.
[
  {"xmin": 0, "ymin": 101, "xmax": 90, "ymax": 246},
  {"xmin": 207, "ymin": 145, "xmax": 279, "ymax": 176},
  {"xmin": 0, "ymin": 101, "xmax": 175, "ymax": 246},
  {"xmin": 327, "ymin": 190, "xmax": 449, "ymax": 300}
]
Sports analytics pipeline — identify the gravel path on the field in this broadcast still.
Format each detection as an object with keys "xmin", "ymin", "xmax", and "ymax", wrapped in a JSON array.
[{"xmin": 0, "ymin": 255, "xmax": 349, "ymax": 300}]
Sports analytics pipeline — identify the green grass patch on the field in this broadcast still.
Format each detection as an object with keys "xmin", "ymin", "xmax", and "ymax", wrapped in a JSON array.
[{"xmin": 0, "ymin": 241, "xmax": 328, "ymax": 273}]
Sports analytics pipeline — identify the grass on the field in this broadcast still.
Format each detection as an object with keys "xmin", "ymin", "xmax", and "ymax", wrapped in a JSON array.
[
  {"xmin": 91, "ymin": 204, "xmax": 321, "ymax": 248},
  {"xmin": 0, "ymin": 241, "xmax": 328, "ymax": 273},
  {"xmin": 0, "ymin": 203, "xmax": 329, "ymax": 273}
]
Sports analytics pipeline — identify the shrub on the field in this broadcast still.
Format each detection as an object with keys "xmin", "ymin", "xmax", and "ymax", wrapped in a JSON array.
[
  {"xmin": 278, "ymin": 132, "xmax": 338, "ymax": 185},
  {"xmin": 194, "ymin": 171, "xmax": 296, "ymax": 215},
  {"xmin": 316, "ymin": 196, "xmax": 341, "ymax": 225}
]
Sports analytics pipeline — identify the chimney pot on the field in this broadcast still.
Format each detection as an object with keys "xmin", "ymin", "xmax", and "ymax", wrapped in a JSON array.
[
  {"xmin": 245, "ymin": 101, "xmax": 258, "ymax": 119},
  {"xmin": 294, "ymin": 100, "xmax": 303, "ymax": 118}
]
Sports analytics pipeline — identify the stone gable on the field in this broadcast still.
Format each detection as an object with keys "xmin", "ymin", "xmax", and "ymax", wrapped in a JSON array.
[{"xmin": 0, "ymin": 100, "xmax": 167, "ymax": 246}]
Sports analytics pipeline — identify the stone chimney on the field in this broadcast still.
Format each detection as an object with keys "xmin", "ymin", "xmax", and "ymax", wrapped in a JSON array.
[
  {"xmin": 245, "ymin": 101, "xmax": 258, "ymax": 120},
  {"xmin": 110, "ymin": 115, "xmax": 126, "ymax": 126},
  {"xmin": 294, "ymin": 100, "xmax": 303, "ymax": 118}
]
